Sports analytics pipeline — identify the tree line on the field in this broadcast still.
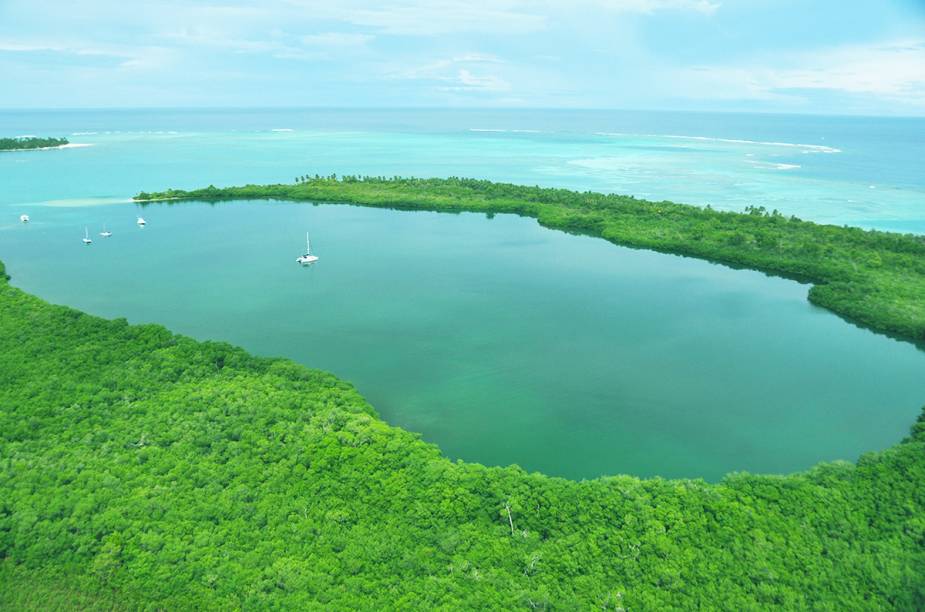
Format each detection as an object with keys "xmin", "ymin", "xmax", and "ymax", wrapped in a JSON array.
[
  {"xmin": 0, "ymin": 136, "xmax": 68, "ymax": 151},
  {"xmin": 138, "ymin": 176, "xmax": 925, "ymax": 346}
]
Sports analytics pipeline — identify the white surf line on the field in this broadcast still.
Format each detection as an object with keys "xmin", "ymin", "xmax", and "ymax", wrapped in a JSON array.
[
  {"xmin": 469, "ymin": 128, "xmax": 542, "ymax": 133},
  {"xmin": 747, "ymin": 160, "xmax": 802, "ymax": 170},
  {"xmin": 595, "ymin": 132, "xmax": 840, "ymax": 153},
  {"xmin": 2, "ymin": 143, "xmax": 94, "ymax": 152},
  {"xmin": 30, "ymin": 196, "xmax": 135, "ymax": 208}
]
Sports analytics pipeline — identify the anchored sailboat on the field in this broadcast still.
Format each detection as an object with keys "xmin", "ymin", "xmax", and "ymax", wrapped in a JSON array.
[
  {"xmin": 82, "ymin": 227, "xmax": 92, "ymax": 245},
  {"xmin": 296, "ymin": 232, "xmax": 319, "ymax": 265},
  {"xmin": 100, "ymin": 224, "xmax": 113, "ymax": 238}
]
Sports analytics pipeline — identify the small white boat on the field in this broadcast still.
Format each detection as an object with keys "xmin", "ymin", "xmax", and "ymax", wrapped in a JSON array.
[
  {"xmin": 100, "ymin": 224, "xmax": 112, "ymax": 238},
  {"xmin": 296, "ymin": 232, "xmax": 319, "ymax": 265},
  {"xmin": 82, "ymin": 227, "xmax": 92, "ymax": 245},
  {"xmin": 19, "ymin": 214, "xmax": 30, "ymax": 223},
  {"xmin": 137, "ymin": 216, "xmax": 147, "ymax": 226}
]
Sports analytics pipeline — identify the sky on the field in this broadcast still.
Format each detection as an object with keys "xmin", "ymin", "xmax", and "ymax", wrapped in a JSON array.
[{"xmin": 1, "ymin": 0, "xmax": 924, "ymax": 114}]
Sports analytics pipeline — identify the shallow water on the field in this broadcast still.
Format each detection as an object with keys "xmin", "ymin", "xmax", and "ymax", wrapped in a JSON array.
[
  {"xmin": 2, "ymin": 108, "xmax": 923, "ymax": 231},
  {"xmin": 2, "ymin": 109, "xmax": 924, "ymax": 480}
]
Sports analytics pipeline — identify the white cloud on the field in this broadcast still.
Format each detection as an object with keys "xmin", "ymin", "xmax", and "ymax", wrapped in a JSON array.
[
  {"xmin": 585, "ymin": 0, "xmax": 720, "ymax": 14},
  {"xmin": 0, "ymin": 37, "xmax": 177, "ymax": 73},
  {"xmin": 301, "ymin": 33, "xmax": 374, "ymax": 47},
  {"xmin": 299, "ymin": 1, "xmax": 546, "ymax": 35},
  {"xmin": 115, "ymin": 47, "xmax": 178, "ymax": 72},
  {"xmin": 284, "ymin": 0, "xmax": 717, "ymax": 36},
  {"xmin": 450, "ymin": 53, "xmax": 503, "ymax": 64},
  {"xmin": 442, "ymin": 69, "xmax": 511, "ymax": 92},
  {"xmin": 0, "ymin": 39, "xmax": 126, "ymax": 58},
  {"xmin": 766, "ymin": 40, "xmax": 925, "ymax": 97},
  {"xmin": 390, "ymin": 53, "xmax": 504, "ymax": 80},
  {"xmin": 160, "ymin": 27, "xmax": 374, "ymax": 61},
  {"xmin": 162, "ymin": 29, "xmax": 280, "ymax": 53},
  {"xmin": 387, "ymin": 53, "xmax": 511, "ymax": 94},
  {"xmin": 677, "ymin": 39, "xmax": 925, "ymax": 109}
]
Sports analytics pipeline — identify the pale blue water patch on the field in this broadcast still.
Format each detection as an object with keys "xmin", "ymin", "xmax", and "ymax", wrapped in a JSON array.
[
  {"xmin": 1, "ymin": 199, "xmax": 924, "ymax": 481},
  {"xmin": 1, "ymin": 108, "xmax": 923, "ymax": 230}
]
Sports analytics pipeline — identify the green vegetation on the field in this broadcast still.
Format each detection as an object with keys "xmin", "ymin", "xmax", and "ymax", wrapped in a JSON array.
[
  {"xmin": 2, "ymin": 252, "xmax": 925, "ymax": 606},
  {"xmin": 0, "ymin": 136, "xmax": 68, "ymax": 151},
  {"xmin": 137, "ymin": 176, "xmax": 925, "ymax": 346},
  {"xmin": 0, "ymin": 562, "xmax": 126, "ymax": 612}
]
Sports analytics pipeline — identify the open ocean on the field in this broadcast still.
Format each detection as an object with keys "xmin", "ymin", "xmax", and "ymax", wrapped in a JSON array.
[{"xmin": 1, "ymin": 108, "xmax": 923, "ymax": 233}]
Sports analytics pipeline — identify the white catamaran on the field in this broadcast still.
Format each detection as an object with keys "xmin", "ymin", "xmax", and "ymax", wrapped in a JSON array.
[
  {"xmin": 296, "ymin": 232, "xmax": 319, "ymax": 265},
  {"xmin": 100, "ymin": 224, "xmax": 113, "ymax": 238},
  {"xmin": 82, "ymin": 227, "xmax": 92, "ymax": 245}
]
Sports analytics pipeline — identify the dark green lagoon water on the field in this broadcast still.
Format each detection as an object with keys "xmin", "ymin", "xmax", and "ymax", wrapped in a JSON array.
[{"xmin": 3, "ymin": 199, "xmax": 924, "ymax": 480}]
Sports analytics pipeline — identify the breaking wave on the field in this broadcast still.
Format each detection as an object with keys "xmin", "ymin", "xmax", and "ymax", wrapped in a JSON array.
[{"xmin": 596, "ymin": 132, "xmax": 841, "ymax": 153}]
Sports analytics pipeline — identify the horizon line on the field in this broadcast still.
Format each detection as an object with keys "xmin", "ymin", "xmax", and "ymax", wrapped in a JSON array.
[{"xmin": 1, "ymin": 106, "xmax": 924, "ymax": 120}]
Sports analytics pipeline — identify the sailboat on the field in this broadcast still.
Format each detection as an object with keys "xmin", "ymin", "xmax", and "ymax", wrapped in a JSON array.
[
  {"xmin": 296, "ymin": 232, "xmax": 319, "ymax": 265},
  {"xmin": 82, "ymin": 227, "xmax": 92, "ymax": 245},
  {"xmin": 100, "ymin": 224, "xmax": 113, "ymax": 238},
  {"xmin": 19, "ymin": 214, "xmax": 30, "ymax": 223},
  {"xmin": 137, "ymin": 216, "xmax": 147, "ymax": 226}
]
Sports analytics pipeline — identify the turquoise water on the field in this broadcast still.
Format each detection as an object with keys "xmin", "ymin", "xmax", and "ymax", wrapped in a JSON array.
[
  {"xmin": 2, "ymin": 109, "xmax": 923, "ymax": 230},
  {"xmin": 2, "ymin": 109, "xmax": 924, "ymax": 480}
]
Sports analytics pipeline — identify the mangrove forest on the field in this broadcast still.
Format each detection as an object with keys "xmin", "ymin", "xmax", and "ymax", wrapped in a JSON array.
[
  {"xmin": 1, "ymin": 175, "xmax": 924, "ymax": 607},
  {"xmin": 0, "ymin": 136, "xmax": 68, "ymax": 151},
  {"xmin": 1, "ymin": 255, "xmax": 924, "ymax": 608}
]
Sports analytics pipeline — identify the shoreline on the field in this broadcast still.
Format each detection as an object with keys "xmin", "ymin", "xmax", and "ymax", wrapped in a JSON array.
[
  {"xmin": 132, "ymin": 195, "xmax": 179, "ymax": 202},
  {"xmin": 0, "ymin": 142, "xmax": 93, "ymax": 152},
  {"xmin": 134, "ymin": 177, "xmax": 925, "ymax": 348}
]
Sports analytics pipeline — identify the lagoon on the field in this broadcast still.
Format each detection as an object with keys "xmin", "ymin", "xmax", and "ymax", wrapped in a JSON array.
[
  {"xmin": 2, "ymin": 198, "xmax": 924, "ymax": 480},
  {"xmin": 3, "ymin": 108, "xmax": 925, "ymax": 480}
]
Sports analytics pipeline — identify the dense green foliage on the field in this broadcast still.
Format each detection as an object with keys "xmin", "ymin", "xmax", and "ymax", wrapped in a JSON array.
[
  {"xmin": 2, "ymin": 253, "xmax": 925, "ymax": 608},
  {"xmin": 0, "ymin": 562, "xmax": 126, "ymax": 611},
  {"xmin": 0, "ymin": 136, "xmax": 68, "ymax": 151},
  {"xmin": 138, "ymin": 176, "xmax": 925, "ymax": 346}
]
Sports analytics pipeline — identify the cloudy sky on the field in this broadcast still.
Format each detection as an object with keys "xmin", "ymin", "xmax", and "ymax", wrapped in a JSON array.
[{"xmin": 1, "ymin": 0, "xmax": 924, "ymax": 114}]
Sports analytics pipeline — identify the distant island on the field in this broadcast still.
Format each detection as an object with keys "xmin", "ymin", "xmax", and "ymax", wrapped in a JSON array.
[
  {"xmin": 0, "ymin": 136, "xmax": 69, "ymax": 151},
  {"xmin": 137, "ymin": 176, "xmax": 925, "ymax": 347}
]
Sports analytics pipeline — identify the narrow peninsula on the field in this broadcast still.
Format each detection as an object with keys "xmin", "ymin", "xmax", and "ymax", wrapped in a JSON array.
[
  {"xmin": 0, "ymin": 136, "xmax": 69, "ymax": 151},
  {"xmin": 137, "ymin": 176, "xmax": 925, "ymax": 346}
]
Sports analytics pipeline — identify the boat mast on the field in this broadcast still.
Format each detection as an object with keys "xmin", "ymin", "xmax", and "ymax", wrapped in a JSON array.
[{"xmin": 306, "ymin": 232, "xmax": 311, "ymax": 255}]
